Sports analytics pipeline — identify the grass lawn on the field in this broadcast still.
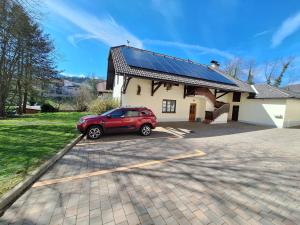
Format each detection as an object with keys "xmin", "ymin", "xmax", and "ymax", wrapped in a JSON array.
[{"xmin": 0, "ymin": 112, "xmax": 88, "ymax": 196}]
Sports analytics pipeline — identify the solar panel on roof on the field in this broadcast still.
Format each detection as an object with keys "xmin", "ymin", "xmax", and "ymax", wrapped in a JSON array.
[{"xmin": 121, "ymin": 47, "xmax": 236, "ymax": 86}]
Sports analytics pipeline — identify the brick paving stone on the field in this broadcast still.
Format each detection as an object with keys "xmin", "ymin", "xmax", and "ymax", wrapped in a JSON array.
[
  {"xmin": 76, "ymin": 215, "xmax": 89, "ymax": 225},
  {"xmin": 138, "ymin": 213, "xmax": 153, "ymax": 225},
  {"xmin": 151, "ymin": 216, "xmax": 166, "ymax": 225},
  {"xmin": 49, "ymin": 214, "xmax": 64, "ymax": 225},
  {"xmin": 90, "ymin": 215, "xmax": 103, "ymax": 225},
  {"xmin": 123, "ymin": 203, "xmax": 135, "ymax": 216},
  {"xmin": 102, "ymin": 209, "xmax": 114, "ymax": 224},
  {"xmin": 126, "ymin": 213, "xmax": 140, "ymax": 225},
  {"xmin": 63, "ymin": 216, "xmax": 76, "ymax": 225},
  {"xmin": 114, "ymin": 210, "xmax": 127, "ymax": 224},
  {"xmin": 146, "ymin": 207, "xmax": 160, "ymax": 218},
  {"xmin": 193, "ymin": 210, "xmax": 210, "ymax": 225}
]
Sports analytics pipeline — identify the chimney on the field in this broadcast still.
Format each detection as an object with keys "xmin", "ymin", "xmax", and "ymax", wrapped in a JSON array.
[{"xmin": 210, "ymin": 60, "xmax": 220, "ymax": 69}]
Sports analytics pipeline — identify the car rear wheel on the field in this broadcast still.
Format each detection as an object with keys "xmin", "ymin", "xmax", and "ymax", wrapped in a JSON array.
[
  {"xmin": 87, "ymin": 125, "xmax": 103, "ymax": 139},
  {"xmin": 140, "ymin": 124, "xmax": 152, "ymax": 136}
]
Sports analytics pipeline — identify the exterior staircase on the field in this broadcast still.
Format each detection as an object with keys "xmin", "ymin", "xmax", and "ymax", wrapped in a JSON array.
[
  {"xmin": 185, "ymin": 86, "xmax": 230, "ymax": 124},
  {"xmin": 203, "ymin": 101, "xmax": 230, "ymax": 124}
]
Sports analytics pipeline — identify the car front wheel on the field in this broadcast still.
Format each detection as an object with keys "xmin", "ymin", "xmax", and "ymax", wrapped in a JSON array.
[
  {"xmin": 140, "ymin": 124, "xmax": 152, "ymax": 136},
  {"xmin": 87, "ymin": 125, "xmax": 103, "ymax": 139}
]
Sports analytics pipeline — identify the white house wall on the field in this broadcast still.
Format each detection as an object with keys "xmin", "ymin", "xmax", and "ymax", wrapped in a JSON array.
[
  {"xmin": 121, "ymin": 78, "xmax": 207, "ymax": 122},
  {"xmin": 284, "ymin": 99, "xmax": 300, "ymax": 127},
  {"xmin": 239, "ymin": 98, "xmax": 287, "ymax": 128},
  {"xmin": 112, "ymin": 75, "xmax": 123, "ymax": 99}
]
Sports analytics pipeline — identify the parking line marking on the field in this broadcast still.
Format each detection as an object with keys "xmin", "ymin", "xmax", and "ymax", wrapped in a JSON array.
[{"xmin": 32, "ymin": 150, "xmax": 205, "ymax": 188}]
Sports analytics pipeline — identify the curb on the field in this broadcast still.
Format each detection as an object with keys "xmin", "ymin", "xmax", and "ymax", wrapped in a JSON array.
[{"xmin": 0, "ymin": 134, "xmax": 84, "ymax": 216}]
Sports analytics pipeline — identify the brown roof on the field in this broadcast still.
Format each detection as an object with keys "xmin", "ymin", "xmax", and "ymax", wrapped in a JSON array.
[{"xmin": 107, "ymin": 45, "xmax": 254, "ymax": 93}]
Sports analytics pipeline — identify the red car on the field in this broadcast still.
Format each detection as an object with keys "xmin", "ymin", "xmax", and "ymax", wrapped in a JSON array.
[{"xmin": 77, "ymin": 107, "xmax": 157, "ymax": 139}]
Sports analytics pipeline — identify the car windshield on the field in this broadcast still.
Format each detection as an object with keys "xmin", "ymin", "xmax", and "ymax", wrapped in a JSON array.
[{"xmin": 100, "ymin": 109, "xmax": 116, "ymax": 116}]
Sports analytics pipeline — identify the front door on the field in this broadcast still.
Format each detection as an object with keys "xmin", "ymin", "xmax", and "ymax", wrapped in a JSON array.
[
  {"xmin": 232, "ymin": 105, "xmax": 239, "ymax": 121},
  {"xmin": 189, "ymin": 103, "xmax": 196, "ymax": 121}
]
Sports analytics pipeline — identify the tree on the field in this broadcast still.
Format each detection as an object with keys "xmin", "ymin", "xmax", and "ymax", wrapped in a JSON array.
[
  {"xmin": 0, "ymin": 0, "xmax": 57, "ymax": 117},
  {"xmin": 246, "ymin": 60, "xmax": 255, "ymax": 85},
  {"xmin": 274, "ymin": 58, "xmax": 294, "ymax": 87},
  {"xmin": 224, "ymin": 58, "xmax": 243, "ymax": 79},
  {"xmin": 264, "ymin": 61, "xmax": 278, "ymax": 85},
  {"xmin": 75, "ymin": 85, "xmax": 93, "ymax": 112},
  {"xmin": 263, "ymin": 57, "xmax": 294, "ymax": 87}
]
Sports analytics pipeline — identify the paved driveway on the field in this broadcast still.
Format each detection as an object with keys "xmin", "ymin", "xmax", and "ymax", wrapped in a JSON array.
[{"xmin": 1, "ymin": 123, "xmax": 300, "ymax": 225}]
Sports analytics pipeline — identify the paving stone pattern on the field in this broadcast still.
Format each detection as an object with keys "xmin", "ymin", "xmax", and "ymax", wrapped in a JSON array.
[{"xmin": 1, "ymin": 123, "xmax": 300, "ymax": 225}]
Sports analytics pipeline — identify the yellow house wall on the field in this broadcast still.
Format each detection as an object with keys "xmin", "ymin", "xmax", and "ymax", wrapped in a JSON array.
[
  {"xmin": 121, "ymin": 78, "xmax": 207, "ymax": 122},
  {"xmin": 284, "ymin": 99, "xmax": 300, "ymax": 127}
]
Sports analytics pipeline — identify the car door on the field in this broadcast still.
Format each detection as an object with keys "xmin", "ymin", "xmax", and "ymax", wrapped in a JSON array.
[
  {"xmin": 104, "ymin": 109, "xmax": 125, "ymax": 132},
  {"xmin": 122, "ymin": 109, "xmax": 140, "ymax": 131}
]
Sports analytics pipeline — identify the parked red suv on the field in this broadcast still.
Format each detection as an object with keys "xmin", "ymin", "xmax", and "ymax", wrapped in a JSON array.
[{"xmin": 77, "ymin": 107, "xmax": 157, "ymax": 139}]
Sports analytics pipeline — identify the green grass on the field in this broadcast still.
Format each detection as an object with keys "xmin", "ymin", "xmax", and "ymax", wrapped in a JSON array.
[{"xmin": 0, "ymin": 112, "xmax": 88, "ymax": 196}]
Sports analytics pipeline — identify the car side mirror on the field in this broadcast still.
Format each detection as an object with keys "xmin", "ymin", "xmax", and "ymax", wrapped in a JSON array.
[{"xmin": 106, "ymin": 115, "xmax": 111, "ymax": 119}]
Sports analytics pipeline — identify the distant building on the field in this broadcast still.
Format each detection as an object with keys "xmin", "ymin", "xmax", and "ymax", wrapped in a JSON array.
[
  {"xmin": 45, "ymin": 79, "xmax": 81, "ymax": 98},
  {"xmin": 97, "ymin": 81, "xmax": 112, "ymax": 97},
  {"xmin": 62, "ymin": 80, "xmax": 81, "ymax": 96}
]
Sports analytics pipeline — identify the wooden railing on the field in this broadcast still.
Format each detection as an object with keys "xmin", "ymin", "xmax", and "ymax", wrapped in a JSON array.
[
  {"xmin": 184, "ymin": 86, "xmax": 230, "ymax": 123},
  {"xmin": 205, "ymin": 101, "xmax": 230, "ymax": 121},
  {"xmin": 213, "ymin": 103, "xmax": 230, "ymax": 119}
]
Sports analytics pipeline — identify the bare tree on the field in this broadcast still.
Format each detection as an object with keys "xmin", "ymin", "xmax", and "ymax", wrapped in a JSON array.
[
  {"xmin": 223, "ymin": 58, "xmax": 244, "ymax": 79},
  {"xmin": 274, "ymin": 57, "xmax": 294, "ymax": 87},
  {"xmin": 264, "ymin": 61, "xmax": 278, "ymax": 85}
]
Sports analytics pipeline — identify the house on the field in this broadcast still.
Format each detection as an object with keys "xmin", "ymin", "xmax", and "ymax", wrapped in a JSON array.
[
  {"xmin": 44, "ymin": 79, "xmax": 81, "ymax": 99},
  {"xmin": 106, "ymin": 45, "xmax": 300, "ymax": 128},
  {"xmin": 96, "ymin": 81, "xmax": 112, "ymax": 97}
]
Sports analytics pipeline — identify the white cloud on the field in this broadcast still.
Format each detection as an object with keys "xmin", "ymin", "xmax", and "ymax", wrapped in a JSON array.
[
  {"xmin": 271, "ymin": 11, "xmax": 300, "ymax": 48},
  {"xmin": 144, "ymin": 39, "xmax": 234, "ymax": 59},
  {"xmin": 44, "ymin": 0, "xmax": 143, "ymax": 48},
  {"xmin": 287, "ymin": 80, "xmax": 300, "ymax": 85},
  {"xmin": 67, "ymin": 34, "xmax": 97, "ymax": 47},
  {"xmin": 254, "ymin": 29, "xmax": 271, "ymax": 38},
  {"xmin": 151, "ymin": 0, "xmax": 182, "ymax": 20},
  {"xmin": 61, "ymin": 72, "xmax": 86, "ymax": 78}
]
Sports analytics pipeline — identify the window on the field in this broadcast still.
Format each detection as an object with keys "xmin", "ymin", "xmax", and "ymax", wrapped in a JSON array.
[
  {"xmin": 162, "ymin": 100, "xmax": 176, "ymax": 113},
  {"xmin": 141, "ymin": 110, "xmax": 151, "ymax": 116},
  {"xmin": 137, "ymin": 85, "xmax": 141, "ymax": 95},
  {"xmin": 124, "ymin": 109, "xmax": 139, "ymax": 117},
  {"xmin": 233, "ymin": 92, "xmax": 241, "ymax": 102},
  {"xmin": 110, "ymin": 109, "xmax": 125, "ymax": 118}
]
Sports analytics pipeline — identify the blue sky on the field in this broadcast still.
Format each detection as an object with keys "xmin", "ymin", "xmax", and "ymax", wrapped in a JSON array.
[{"xmin": 40, "ymin": 0, "xmax": 300, "ymax": 85}]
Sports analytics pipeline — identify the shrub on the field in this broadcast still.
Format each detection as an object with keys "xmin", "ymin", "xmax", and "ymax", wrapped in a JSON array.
[
  {"xmin": 75, "ymin": 86, "xmax": 94, "ymax": 112},
  {"xmin": 41, "ymin": 103, "xmax": 58, "ymax": 112},
  {"xmin": 88, "ymin": 97, "xmax": 119, "ymax": 114}
]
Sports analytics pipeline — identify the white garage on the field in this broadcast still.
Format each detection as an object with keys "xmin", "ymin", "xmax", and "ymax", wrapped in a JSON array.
[{"xmin": 239, "ymin": 84, "xmax": 300, "ymax": 128}]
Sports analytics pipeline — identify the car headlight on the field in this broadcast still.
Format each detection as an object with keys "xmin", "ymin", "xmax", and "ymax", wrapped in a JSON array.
[{"xmin": 78, "ymin": 118, "xmax": 85, "ymax": 124}]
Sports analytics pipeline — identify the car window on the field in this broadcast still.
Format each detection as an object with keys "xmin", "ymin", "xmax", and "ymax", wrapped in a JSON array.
[
  {"xmin": 101, "ymin": 109, "xmax": 115, "ymax": 116},
  {"xmin": 125, "ymin": 110, "xmax": 139, "ymax": 117},
  {"xmin": 110, "ymin": 109, "xmax": 125, "ymax": 118},
  {"xmin": 140, "ymin": 110, "xmax": 151, "ymax": 116}
]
